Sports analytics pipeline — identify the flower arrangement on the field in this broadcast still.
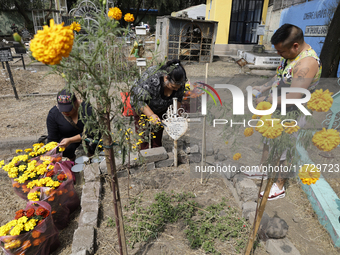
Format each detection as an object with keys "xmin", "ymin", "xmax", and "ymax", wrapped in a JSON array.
[
  {"xmin": 30, "ymin": 19, "xmax": 74, "ymax": 65},
  {"xmin": 26, "ymin": 161, "xmax": 79, "ymax": 230},
  {"xmin": 0, "ymin": 202, "xmax": 59, "ymax": 255},
  {"xmin": 0, "ymin": 142, "xmax": 63, "ymax": 199}
]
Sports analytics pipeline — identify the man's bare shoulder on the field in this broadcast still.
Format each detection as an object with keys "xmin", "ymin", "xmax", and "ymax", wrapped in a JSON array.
[{"xmin": 293, "ymin": 56, "xmax": 319, "ymax": 79}]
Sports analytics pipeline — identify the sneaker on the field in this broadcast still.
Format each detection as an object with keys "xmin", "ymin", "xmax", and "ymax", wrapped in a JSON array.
[
  {"xmin": 243, "ymin": 165, "xmax": 267, "ymax": 180},
  {"xmin": 259, "ymin": 183, "xmax": 285, "ymax": 200}
]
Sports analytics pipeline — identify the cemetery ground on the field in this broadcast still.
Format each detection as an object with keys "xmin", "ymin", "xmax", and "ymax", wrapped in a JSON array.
[{"xmin": 0, "ymin": 56, "xmax": 340, "ymax": 254}]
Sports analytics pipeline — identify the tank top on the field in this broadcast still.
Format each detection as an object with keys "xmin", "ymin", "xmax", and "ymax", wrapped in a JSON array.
[{"xmin": 271, "ymin": 46, "xmax": 322, "ymax": 97}]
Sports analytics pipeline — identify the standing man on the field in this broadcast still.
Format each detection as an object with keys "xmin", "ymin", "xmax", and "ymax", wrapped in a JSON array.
[{"xmin": 248, "ymin": 23, "xmax": 322, "ymax": 200}]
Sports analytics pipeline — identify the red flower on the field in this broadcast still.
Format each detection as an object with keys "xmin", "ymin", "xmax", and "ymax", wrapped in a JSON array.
[
  {"xmin": 26, "ymin": 208, "xmax": 35, "ymax": 218},
  {"xmin": 35, "ymin": 207, "xmax": 49, "ymax": 218},
  {"xmin": 15, "ymin": 209, "xmax": 25, "ymax": 219},
  {"xmin": 57, "ymin": 174, "xmax": 66, "ymax": 181},
  {"xmin": 46, "ymin": 171, "xmax": 54, "ymax": 177}
]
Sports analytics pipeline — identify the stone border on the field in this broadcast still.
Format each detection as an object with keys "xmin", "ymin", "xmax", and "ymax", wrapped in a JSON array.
[{"xmin": 296, "ymin": 143, "xmax": 340, "ymax": 247}]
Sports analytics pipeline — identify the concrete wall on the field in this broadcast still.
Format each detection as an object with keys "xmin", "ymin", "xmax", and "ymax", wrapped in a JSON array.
[
  {"xmin": 206, "ymin": 0, "xmax": 270, "ymax": 47},
  {"xmin": 174, "ymin": 4, "xmax": 206, "ymax": 19},
  {"xmin": 206, "ymin": 0, "xmax": 232, "ymax": 45},
  {"xmin": 262, "ymin": 5, "xmax": 282, "ymax": 49}
]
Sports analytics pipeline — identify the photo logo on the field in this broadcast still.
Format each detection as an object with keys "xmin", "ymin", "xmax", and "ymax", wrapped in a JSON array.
[
  {"xmin": 201, "ymin": 84, "xmax": 312, "ymax": 116},
  {"xmin": 196, "ymin": 82, "xmax": 223, "ymax": 106}
]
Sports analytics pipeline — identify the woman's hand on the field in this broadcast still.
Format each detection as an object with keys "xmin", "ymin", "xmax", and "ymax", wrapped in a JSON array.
[
  {"xmin": 58, "ymin": 138, "xmax": 72, "ymax": 149},
  {"xmin": 149, "ymin": 114, "xmax": 161, "ymax": 124}
]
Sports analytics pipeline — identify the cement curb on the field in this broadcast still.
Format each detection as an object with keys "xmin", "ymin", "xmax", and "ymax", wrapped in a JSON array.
[{"xmin": 0, "ymin": 92, "xmax": 57, "ymax": 99}]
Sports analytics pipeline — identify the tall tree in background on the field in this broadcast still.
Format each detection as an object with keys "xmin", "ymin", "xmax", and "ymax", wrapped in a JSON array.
[{"xmin": 320, "ymin": 2, "xmax": 340, "ymax": 77}]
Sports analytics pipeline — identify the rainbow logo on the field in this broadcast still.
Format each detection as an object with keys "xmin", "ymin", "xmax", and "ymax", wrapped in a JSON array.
[{"xmin": 196, "ymin": 82, "xmax": 222, "ymax": 106}]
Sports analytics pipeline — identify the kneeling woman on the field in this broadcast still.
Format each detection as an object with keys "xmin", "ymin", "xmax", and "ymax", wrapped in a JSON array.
[
  {"xmin": 130, "ymin": 59, "xmax": 187, "ymax": 149},
  {"xmin": 46, "ymin": 89, "xmax": 96, "ymax": 161}
]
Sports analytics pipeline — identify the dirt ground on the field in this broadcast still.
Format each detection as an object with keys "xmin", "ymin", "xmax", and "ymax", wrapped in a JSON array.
[{"xmin": 0, "ymin": 56, "xmax": 340, "ymax": 255}]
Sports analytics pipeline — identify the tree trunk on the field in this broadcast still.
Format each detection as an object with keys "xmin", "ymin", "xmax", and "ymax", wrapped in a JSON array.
[
  {"xmin": 320, "ymin": 2, "xmax": 340, "ymax": 78},
  {"xmin": 102, "ymin": 111, "xmax": 128, "ymax": 255},
  {"xmin": 13, "ymin": 0, "xmax": 34, "ymax": 32}
]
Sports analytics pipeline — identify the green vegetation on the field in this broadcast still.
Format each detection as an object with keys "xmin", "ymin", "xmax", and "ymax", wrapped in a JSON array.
[{"xmin": 107, "ymin": 191, "xmax": 250, "ymax": 254}]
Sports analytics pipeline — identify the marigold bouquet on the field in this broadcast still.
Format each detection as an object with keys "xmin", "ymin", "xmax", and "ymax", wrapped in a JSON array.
[
  {"xmin": 26, "ymin": 161, "xmax": 79, "ymax": 230},
  {"xmin": 0, "ymin": 201, "xmax": 59, "ymax": 255},
  {"xmin": 1, "ymin": 142, "xmax": 63, "ymax": 200}
]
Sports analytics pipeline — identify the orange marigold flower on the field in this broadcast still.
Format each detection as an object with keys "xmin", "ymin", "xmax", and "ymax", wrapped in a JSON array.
[
  {"xmin": 22, "ymin": 240, "xmax": 31, "ymax": 250},
  {"xmin": 33, "ymin": 236, "xmax": 46, "ymax": 246},
  {"xmin": 52, "ymin": 210, "xmax": 57, "ymax": 214},
  {"xmin": 108, "ymin": 7, "xmax": 122, "ymax": 20},
  {"xmin": 32, "ymin": 230, "xmax": 41, "ymax": 238},
  {"xmin": 124, "ymin": 13, "xmax": 134, "ymax": 23},
  {"xmin": 35, "ymin": 207, "xmax": 49, "ymax": 218},
  {"xmin": 48, "ymin": 196, "xmax": 55, "ymax": 201},
  {"xmin": 15, "ymin": 209, "xmax": 25, "ymax": 219},
  {"xmin": 12, "ymin": 182, "xmax": 20, "ymax": 188},
  {"xmin": 68, "ymin": 191, "xmax": 75, "ymax": 197},
  {"xmin": 26, "ymin": 208, "xmax": 35, "ymax": 218},
  {"xmin": 233, "ymin": 153, "xmax": 242, "ymax": 161},
  {"xmin": 46, "ymin": 171, "xmax": 54, "ymax": 177},
  {"xmin": 30, "ymin": 19, "xmax": 74, "ymax": 65},
  {"xmin": 57, "ymin": 173, "xmax": 66, "ymax": 181}
]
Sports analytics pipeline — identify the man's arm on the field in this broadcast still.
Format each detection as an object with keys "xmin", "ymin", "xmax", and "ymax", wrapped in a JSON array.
[
  {"xmin": 258, "ymin": 57, "xmax": 318, "ymax": 104},
  {"xmin": 253, "ymin": 75, "xmax": 278, "ymax": 93}
]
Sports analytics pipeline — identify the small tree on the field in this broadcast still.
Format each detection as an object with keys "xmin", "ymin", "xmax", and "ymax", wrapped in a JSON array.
[{"xmin": 29, "ymin": 5, "xmax": 156, "ymax": 254}]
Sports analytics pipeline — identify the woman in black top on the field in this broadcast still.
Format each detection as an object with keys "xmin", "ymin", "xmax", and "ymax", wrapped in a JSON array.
[
  {"xmin": 130, "ymin": 59, "xmax": 187, "ymax": 149},
  {"xmin": 47, "ymin": 89, "xmax": 93, "ymax": 161}
]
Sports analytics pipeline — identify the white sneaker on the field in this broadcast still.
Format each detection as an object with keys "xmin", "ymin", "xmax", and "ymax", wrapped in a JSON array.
[
  {"xmin": 243, "ymin": 165, "xmax": 267, "ymax": 180},
  {"xmin": 260, "ymin": 183, "xmax": 285, "ymax": 200}
]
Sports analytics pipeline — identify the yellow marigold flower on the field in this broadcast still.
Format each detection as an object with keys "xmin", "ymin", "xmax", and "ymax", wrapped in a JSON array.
[
  {"xmin": 153, "ymin": 136, "xmax": 156, "ymax": 138},
  {"xmin": 312, "ymin": 128, "xmax": 340, "ymax": 151},
  {"xmin": 284, "ymin": 122, "xmax": 300, "ymax": 134},
  {"xmin": 4, "ymin": 239, "xmax": 21, "ymax": 249},
  {"xmin": 24, "ymin": 219, "xmax": 38, "ymax": 232},
  {"xmin": 256, "ymin": 101, "xmax": 272, "ymax": 111},
  {"xmin": 124, "ymin": 13, "xmax": 135, "ymax": 22},
  {"xmin": 69, "ymin": 21, "xmax": 81, "ymax": 32},
  {"xmin": 47, "ymin": 165, "xmax": 54, "ymax": 170},
  {"xmin": 16, "ymin": 149, "xmax": 23, "ymax": 153},
  {"xmin": 144, "ymin": 152, "xmax": 147, "ymax": 154},
  {"xmin": 24, "ymin": 148, "xmax": 32, "ymax": 153},
  {"xmin": 98, "ymin": 145, "xmax": 103, "ymax": 148},
  {"xmin": 244, "ymin": 127, "xmax": 254, "ymax": 137},
  {"xmin": 10, "ymin": 224, "xmax": 23, "ymax": 236},
  {"xmin": 27, "ymin": 191, "xmax": 40, "ymax": 201},
  {"xmin": 255, "ymin": 115, "xmax": 283, "ymax": 139},
  {"xmin": 233, "ymin": 153, "xmax": 242, "ymax": 161},
  {"xmin": 108, "ymin": 7, "xmax": 122, "ymax": 20},
  {"xmin": 298, "ymin": 165, "xmax": 321, "ymax": 185},
  {"xmin": 307, "ymin": 89, "xmax": 333, "ymax": 112},
  {"xmin": 134, "ymin": 158, "xmax": 137, "ymax": 160},
  {"xmin": 17, "ymin": 216, "xmax": 28, "ymax": 225},
  {"xmin": 30, "ymin": 19, "xmax": 74, "ymax": 65},
  {"xmin": 225, "ymin": 141, "xmax": 229, "ymax": 145},
  {"xmin": 0, "ymin": 160, "xmax": 4, "ymax": 168},
  {"xmin": 59, "ymin": 147, "xmax": 65, "ymax": 152}
]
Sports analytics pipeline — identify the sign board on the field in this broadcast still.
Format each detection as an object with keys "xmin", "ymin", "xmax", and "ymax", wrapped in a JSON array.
[
  {"xmin": 135, "ymin": 26, "xmax": 147, "ymax": 35},
  {"xmin": 0, "ymin": 47, "xmax": 13, "ymax": 62},
  {"xmin": 164, "ymin": 117, "xmax": 188, "ymax": 140},
  {"xmin": 305, "ymin": 25, "xmax": 328, "ymax": 37},
  {"xmin": 136, "ymin": 58, "xmax": 146, "ymax": 66},
  {"xmin": 256, "ymin": 25, "xmax": 265, "ymax": 36}
]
